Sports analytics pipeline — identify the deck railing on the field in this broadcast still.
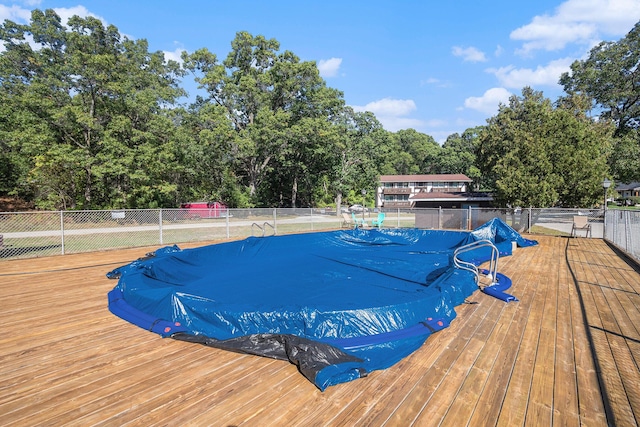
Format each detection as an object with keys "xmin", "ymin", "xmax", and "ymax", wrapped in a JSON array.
[{"xmin": 0, "ymin": 207, "xmax": 637, "ymax": 261}]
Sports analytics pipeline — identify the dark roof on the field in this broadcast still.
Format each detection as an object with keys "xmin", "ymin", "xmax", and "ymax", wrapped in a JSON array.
[
  {"xmin": 615, "ymin": 182, "xmax": 640, "ymax": 191},
  {"xmin": 380, "ymin": 174, "xmax": 472, "ymax": 183},
  {"xmin": 409, "ymin": 191, "xmax": 492, "ymax": 201}
]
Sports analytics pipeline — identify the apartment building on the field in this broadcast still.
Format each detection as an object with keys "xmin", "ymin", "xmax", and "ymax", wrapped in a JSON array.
[{"xmin": 377, "ymin": 174, "xmax": 492, "ymax": 209}]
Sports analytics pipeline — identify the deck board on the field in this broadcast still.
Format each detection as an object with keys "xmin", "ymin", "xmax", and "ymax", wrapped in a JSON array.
[{"xmin": 1, "ymin": 235, "xmax": 640, "ymax": 426}]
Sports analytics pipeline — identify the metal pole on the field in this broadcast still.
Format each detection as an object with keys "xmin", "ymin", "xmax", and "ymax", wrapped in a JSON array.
[
  {"xmin": 159, "ymin": 209, "xmax": 163, "ymax": 245},
  {"xmin": 602, "ymin": 178, "xmax": 611, "ymax": 240},
  {"xmin": 603, "ymin": 187, "xmax": 607, "ymax": 239},
  {"xmin": 60, "ymin": 211, "xmax": 65, "ymax": 255},
  {"xmin": 226, "ymin": 209, "xmax": 230, "ymax": 239}
]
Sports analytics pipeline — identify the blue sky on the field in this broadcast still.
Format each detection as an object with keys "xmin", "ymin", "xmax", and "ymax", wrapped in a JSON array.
[{"xmin": 2, "ymin": 0, "xmax": 640, "ymax": 142}]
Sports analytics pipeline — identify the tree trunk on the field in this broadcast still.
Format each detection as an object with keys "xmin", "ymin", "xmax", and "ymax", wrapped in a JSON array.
[
  {"xmin": 291, "ymin": 176, "xmax": 298, "ymax": 208},
  {"xmin": 84, "ymin": 165, "xmax": 92, "ymax": 208}
]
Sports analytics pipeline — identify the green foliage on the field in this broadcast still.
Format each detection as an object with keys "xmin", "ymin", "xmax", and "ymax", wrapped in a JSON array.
[
  {"xmin": 328, "ymin": 108, "xmax": 392, "ymax": 208},
  {"xmin": 1, "ymin": 11, "xmax": 635, "ymax": 211},
  {"xmin": 433, "ymin": 128, "xmax": 482, "ymax": 187},
  {"xmin": 560, "ymin": 21, "xmax": 640, "ymax": 134},
  {"xmin": 477, "ymin": 88, "xmax": 613, "ymax": 208},
  {"xmin": 183, "ymin": 33, "xmax": 348, "ymax": 208},
  {"xmin": 0, "ymin": 9, "xmax": 186, "ymax": 209},
  {"xmin": 560, "ymin": 20, "xmax": 640, "ymax": 182},
  {"xmin": 609, "ymin": 129, "xmax": 640, "ymax": 183},
  {"xmin": 388, "ymin": 129, "xmax": 439, "ymax": 175}
]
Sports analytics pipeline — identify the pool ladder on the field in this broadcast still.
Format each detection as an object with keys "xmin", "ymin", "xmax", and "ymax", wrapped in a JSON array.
[
  {"xmin": 453, "ymin": 239, "xmax": 499, "ymax": 286},
  {"xmin": 251, "ymin": 221, "xmax": 275, "ymax": 237}
]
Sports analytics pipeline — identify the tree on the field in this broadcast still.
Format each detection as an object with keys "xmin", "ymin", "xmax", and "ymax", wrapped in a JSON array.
[
  {"xmin": 477, "ymin": 88, "xmax": 612, "ymax": 208},
  {"xmin": 560, "ymin": 21, "xmax": 640, "ymax": 134},
  {"xmin": 183, "ymin": 32, "xmax": 345, "ymax": 207},
  {"xmin": 608, "ymin": 130, "xmax": 640, "ymax": 183},
  {"xmin": 173, "ymin": 101, "xmax": 239, "ymax": 205},
  {"xmin": 388, "ymin": 129, "xmax": 439, "ymax": 175},
  {"xmin": 0, "ymin": 9, "xmax": 186, "ymax": 209},
  {"xmin": 435, "ymin": 128, "xmax": 482, "ymax": 187},
  {"xmin": 328, "ymin": 108, "xmax": 392, "ymax": 210},
  {"xmin": 560, "ymin": 21, "xmax": 640, "ymax": 182}
]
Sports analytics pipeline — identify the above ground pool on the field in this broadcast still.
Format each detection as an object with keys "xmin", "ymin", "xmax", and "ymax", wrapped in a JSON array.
[{"xmin": 107, "ymin": 218, "xmax": 537, "ymax": 390}]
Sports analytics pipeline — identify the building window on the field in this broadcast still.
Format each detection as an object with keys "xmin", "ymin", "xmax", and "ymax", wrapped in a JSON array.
[{"xmin": 384, "ymin": 194, "xmax": 409, "ymax": 202}]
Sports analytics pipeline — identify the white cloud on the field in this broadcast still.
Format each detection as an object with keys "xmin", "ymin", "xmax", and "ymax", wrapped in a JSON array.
[
  {"xmin": 0, "ymin": 4, "xmax": 32, "ymax": 22},
  {"xmin": 0, "ymin": 5, "xmax": 108, "ymax": 52},
  {"xmin": 353, "ymin": 98, "xmax": 416, "ymax": 117},
  {"xmin": 379, "ymin": 116, "xmax": 427, "ymax": 132},
  {"xmin": 0, "ymin": 1, "xmax": 105, "ymax": 25},
  {"xmin": 352, "ymin": 98, "xmax": 423, "ymax": 131},
  {"xmin": 0, "ymin": 4, "xmax": 34, "ymax": 53},
  {"xmin": 464, "ymin": 88, "xmax": 512, "ymax": 114},
  {"xmin": 317, "ymin": 57, "xmax": 342, "ymax": 78},
  {"xmin": 163, "ymin": 47, "xmax": 186, "ymax": 64},
  {"xmin": 0, "ymin": 4, "xmax": 106, "ymax": 26},
  {"xmin": 420, "ymin": 77, "xmax": 452, "ymax": 88},
  {"xmin": 53, "ymin": 6, "xmax": 105, "ymax": 26},
  {"xmin": 486, "ymin": 57, "xmax": 574, "ymax": 89},
  {"xmin": 452, "ymin": 46, "xmax": 487, "ymax": 62},
  {"xmin": 511, "ymin": 0, "xmax": 640, "ymax": 54}
]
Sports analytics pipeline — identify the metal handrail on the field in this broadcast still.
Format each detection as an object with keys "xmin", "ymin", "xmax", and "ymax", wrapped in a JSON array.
[
  {"xmin": 251, "ymin": 221, "xmax": 275, "ymax": 237},
  {"xmin": 251, "ymin": 222, "xmax": 263, "ymax": 237},
  {"xmin": 263, "ymin": 221, "xmax": 275, "ymax": 236},
  {"xmin": 453, "ymin": 239, "xmax": 499, "ymax": 285}
]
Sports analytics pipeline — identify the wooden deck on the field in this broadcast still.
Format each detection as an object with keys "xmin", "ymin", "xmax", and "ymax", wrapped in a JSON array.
[{"xmin": 1, "ymin": 235, "xmax": 639, "ymax": 426}]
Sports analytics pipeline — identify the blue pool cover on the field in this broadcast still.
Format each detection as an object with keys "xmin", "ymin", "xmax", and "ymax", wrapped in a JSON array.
[{"xmin": 107, "ymin": 218, "xmax": 536, "ymax": 390}]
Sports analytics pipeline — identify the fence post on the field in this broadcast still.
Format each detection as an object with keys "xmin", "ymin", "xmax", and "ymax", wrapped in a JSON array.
[
  {"xmin": 226, "ymin": 210, "xmax": 230, "ymax": 238},
  {"xmin": 625, "ymin": 211, "xmax": 631, "ymax": 252},
  {"xmin": 273, "ymin": 209, "xmax": 277, "ymax": 235},
  {"xmin": 438, "ymin": 207, "xmax": 442, "ymax": 230},
  {"xmin": 60, "ymin": 211, "xmax": 65, "ymax": 255},
  {"xmin": 528, "ymin": 207, "xmax": 532, "ymax": 232},
  {"xmin": 159, "ymin": 209, "xmax": 163, "ymax": 245}
]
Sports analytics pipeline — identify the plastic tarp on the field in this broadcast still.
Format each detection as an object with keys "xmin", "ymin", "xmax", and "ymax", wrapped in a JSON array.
[
  {"xmin": 472, "ymin": 217, "xmax": 538, "ymax": 255},
  {"xmin": 107, "ymin": 219, "xmax": 536, "ymax": 390}
]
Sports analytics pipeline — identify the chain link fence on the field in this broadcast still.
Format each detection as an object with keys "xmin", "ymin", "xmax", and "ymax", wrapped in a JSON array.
[
  {"xmin": 0, "ymin": 206, "xmax": 634, "ymax": 261},
  {"xmin": 605, "ymin": 209, "xmax": 640, "ymax": 264}
]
